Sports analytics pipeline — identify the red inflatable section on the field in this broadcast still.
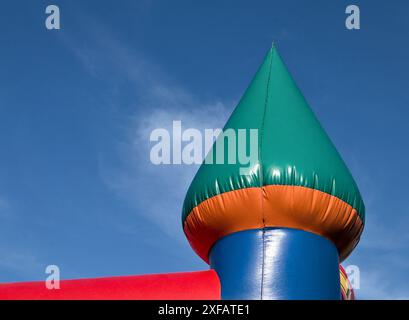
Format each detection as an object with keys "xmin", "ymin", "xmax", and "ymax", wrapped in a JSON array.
[{"xmin": 0, "ymin": 270, "xmax": 221, "ymax": 300}]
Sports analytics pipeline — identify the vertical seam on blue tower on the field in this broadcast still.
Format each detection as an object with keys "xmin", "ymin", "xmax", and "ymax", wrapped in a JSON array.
[{"xmin": 259, "ymin": 44, "xmax": 274, "ymax": 300}]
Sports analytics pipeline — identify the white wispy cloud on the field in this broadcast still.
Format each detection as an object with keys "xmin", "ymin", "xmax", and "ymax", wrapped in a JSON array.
[
  {"xmin": 61, "ymin": 16, "xmax": 231, "ymax": 241},
  {"xmin": 100, "ymin": 103, "xmax": 228, "ymax": 240}
]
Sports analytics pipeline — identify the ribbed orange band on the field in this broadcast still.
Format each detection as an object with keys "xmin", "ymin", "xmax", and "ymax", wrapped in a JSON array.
[{"xmin": 183, "ymin": 185, "xmax": 364, "ymax": 263}]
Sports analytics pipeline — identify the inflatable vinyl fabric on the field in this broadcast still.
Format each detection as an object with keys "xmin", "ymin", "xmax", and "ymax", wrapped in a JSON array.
[{"xmin": 0, "ymin": 271, "xmax": 221, "ymax": 300}]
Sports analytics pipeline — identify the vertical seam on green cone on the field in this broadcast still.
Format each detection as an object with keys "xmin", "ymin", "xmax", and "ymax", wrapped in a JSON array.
[
  {"xmin": 259, "ymin": 45, "xmax": 274, "ymax": 299},
  {"xmin": 259, "ymin": 48, "xmax": 273, "ymax": 188}
]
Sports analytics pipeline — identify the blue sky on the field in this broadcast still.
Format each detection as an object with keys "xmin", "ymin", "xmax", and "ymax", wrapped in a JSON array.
[{"xmin": 0, "ymin": 0, "xmax": 408, "ymax": 299}]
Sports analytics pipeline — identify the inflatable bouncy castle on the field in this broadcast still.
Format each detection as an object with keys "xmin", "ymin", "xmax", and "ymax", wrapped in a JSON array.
[{"xmin": 0, "ymin": 45, "xmax": 363, "ymax": 300}]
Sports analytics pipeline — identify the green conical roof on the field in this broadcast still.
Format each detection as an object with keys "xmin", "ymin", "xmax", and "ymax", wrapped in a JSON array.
[{"xmin": 182, "ymin": 45, "xmax": 364, "ymax": 229}]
